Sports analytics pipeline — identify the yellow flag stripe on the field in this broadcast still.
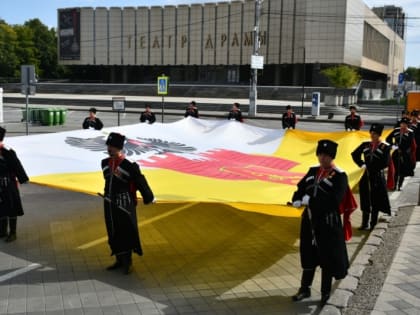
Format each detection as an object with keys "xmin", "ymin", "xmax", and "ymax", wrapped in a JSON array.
[{"xmin": 76, "ymin": 202, "xmax": 198, "ymax": 250}]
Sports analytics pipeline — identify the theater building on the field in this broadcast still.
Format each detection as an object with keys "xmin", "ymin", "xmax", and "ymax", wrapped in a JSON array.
[{"xmin": 57, "ymin": 0, "xmax": 405, "ymax": 88}]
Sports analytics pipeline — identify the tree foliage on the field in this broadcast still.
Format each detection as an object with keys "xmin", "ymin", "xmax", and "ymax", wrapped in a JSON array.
[
  {"xmin": 405, "ymin": 67, "xmax": 420, "ymax": 85},
  {"xmin": 0, "ymin": 18, "xmax": 64, "ymax": 81},
  {"xmin": 321, "ymin": 65, "xmax": 361, "ymax": 88},
  {"xmin": 0, "ymin": 22, "xmax": 19, "ymax": 77}
]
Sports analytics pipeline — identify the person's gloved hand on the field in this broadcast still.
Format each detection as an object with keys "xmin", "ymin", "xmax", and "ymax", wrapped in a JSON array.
[
  {"xmin": 302, "ymin": 194, "xmax": 310, "ymax": 205},
  {"xmin": 361, "ymin": 164, "xmax": 366, "ymax": 169},
  {"xmin": 292, "ymin": 200, "xmax": 302, "ymax": 208},
  {"xmin": 392, "ymin": 145, "xmax": 398, "ymax": 150}
]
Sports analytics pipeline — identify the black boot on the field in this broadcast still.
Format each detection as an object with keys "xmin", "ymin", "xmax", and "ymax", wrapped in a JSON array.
[
  {"xmin": 358, "ymin": 211, "xmax": 370, "ymax": 230},
  {"xmin": 320, "ymin": 269, "xmax": 332, "ymax": 306},
  {"xmin": 397, "ymin": 177, "xmax": 404, "ymax": 191},
  {"xmin": 121, "ymin": 252, "xmax": 132, "ymax": 275},
  {"xmin": 0, "ymin": 217, "xmax": 7, "ymax": 237},
  {"xmin": 5, "ymin": 217, "xmax": 17, "ymax": 242},
  {"xmin": 292, "ymin": 269, "xmax": 315, "ymax": 301},
  {"xmin": 106, "ymin": 255, "xmax": 122, "ymax": 271},
  {"xmin": 370, "ymin": 209, "xmax": 379, "ymax": 230}
]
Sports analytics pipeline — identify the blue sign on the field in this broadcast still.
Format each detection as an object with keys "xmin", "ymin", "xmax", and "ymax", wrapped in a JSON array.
[
  {"xmin": 157, "ymin": 76, "xmax": 169, "ymax": 95},
  {"xmin": 398, "ymin": 73, "xmax": 405, "ymax": 85},
  {"xmin": 311, "ymin": 92, "xmax": 320, "ymax": 116},
  {"xmin": 312, "ymin": 93, "xmax": 319, "ymax": 106}
]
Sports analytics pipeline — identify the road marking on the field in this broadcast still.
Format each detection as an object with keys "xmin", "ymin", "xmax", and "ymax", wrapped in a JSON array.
[
  {"xmin": 0, "ymin": 263, "xmax": 41, "ymax": 283},
  {"xmin": 77, "ymin": 202, "xmax": 198, "ymax": 250}
]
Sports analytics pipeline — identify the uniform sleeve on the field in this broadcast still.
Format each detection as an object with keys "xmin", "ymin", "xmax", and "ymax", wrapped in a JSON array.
[
  {"xmin": 9, "ymin": 150, "xmax": 29, "ymax": 184},
  {"xmin": 131, "ymin": 162, "xmax": 154, "ymax": 204},
  {"xmin": 82, "ymin": 118, "xmax": 89, "ymax": 129},
  {"xmin": 140, "ymin": 113, "xmax": 146, "ymax": 122},
  {"xmin": 344, "ymin": 116, "xmax": 349, "ymax": 130},
  {"xmin": 334, "ymin": 172, "xmax": 349, "ymax": 206},
  {"xmin": 351, "ymin": 144, "xmax": 364, "ymax": 167},
  {"xmin": 385, "ymin": 130, "xmax": 394, "ymax": 145},
  {"xmin": 95, "ymin": 118, "xmax": 104, "ymax": 130},
  {"xmin": 150, "ymin": 113, "xmax": 156, "ymax": 124},
  {"xmin": 292, "ymin": 171, "xmax": 309, "ymax": 202}
]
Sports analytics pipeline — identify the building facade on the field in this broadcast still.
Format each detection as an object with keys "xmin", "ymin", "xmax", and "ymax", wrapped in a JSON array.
[
  {"xmin": 58, "ymin": 0, "xmax": 405, "ymax": 88},
  {"xmin": 372, "ymin": 5, "xmax": 405, "ymax": 40}
]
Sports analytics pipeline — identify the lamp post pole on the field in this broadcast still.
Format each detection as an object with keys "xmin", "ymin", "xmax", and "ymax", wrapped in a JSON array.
[
  {"xmin": 249, "ymin": 0, "xmax": 263, "ymax": 117},
  {"xmin": 300, "ymin": 47, "xmax": 306, "ymax": 117}
]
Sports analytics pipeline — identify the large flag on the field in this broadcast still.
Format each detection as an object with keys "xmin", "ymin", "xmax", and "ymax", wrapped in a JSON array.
[{"xmin": 6, "ymin": 118, "xmax": 372, "ymax": 216}]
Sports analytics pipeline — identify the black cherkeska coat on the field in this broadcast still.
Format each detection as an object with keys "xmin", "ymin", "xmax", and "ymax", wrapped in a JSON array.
[
  {"xmin": 227, "ymin": 109, "xmax": 243, "ymax": 122},
  {"xmin": 385, "ymin": 127, "xmax": 416, "ymax": 178},
  {"xmin": 351, "ymin": 141, "xmax": 391, "ymax": 215},
  {"xmin": 282, "ymin": 112, "xmax": 297, "ymax": 129},
  {"xmin": 292, "ymin": 166, "xmax": 349, "ymax": 280},
  {"xmin": 101, "ymin": 157, "xmax": 154, "ymax": 257},
  {"xmin": 140, "ymin": 111, "xmax": 156, "ymax": 124},
  {"xmin": 344, "ymin": 114, "xmax": 362, "ymax": 130},
  {"xmin": 0, "ymin": 147, "xmax": 29, "ymax": 217},
  {"xmin": 82, "ymin": 117, "xmax": 104, "ymax": 130}
]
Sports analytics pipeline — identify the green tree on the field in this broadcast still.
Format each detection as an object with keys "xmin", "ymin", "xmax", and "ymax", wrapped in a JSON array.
[
  {"xmin": 25, "ymin": 19, "xmax": 61, "ymax": 78},
  {"xmin": 0, "ymin": 22, "xmax": 19, "ymax": 78},
  {"xmin": 321, "ymin": 65, "xmax": 361, "ymax": 88},
  {"xmin": 13, "ymin": 24, "xmax": 38, "ymax": 74},
  {"xmin": 405, "ymin": 67, "xmax": 420, "ymax": 85}
]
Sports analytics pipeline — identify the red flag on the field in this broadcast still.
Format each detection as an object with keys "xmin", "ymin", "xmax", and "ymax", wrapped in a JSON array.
[
  {"xmin": 339, "ymin": 186, "xmax": 358, "ymax": 241},
  {"xmin": 387, "ymin": 158, "xmax": 395, "ymax": 190},
  {"xmin": 411, "ymin": 139, "xmax": 417, "ymax": 165}
]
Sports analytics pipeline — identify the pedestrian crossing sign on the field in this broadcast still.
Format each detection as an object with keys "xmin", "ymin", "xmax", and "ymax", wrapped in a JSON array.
[{"xmin": 157, "ymin": 75, "xmax": 169, "ymax": 95}]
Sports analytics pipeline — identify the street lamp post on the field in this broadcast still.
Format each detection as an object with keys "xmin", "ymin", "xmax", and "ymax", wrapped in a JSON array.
[
  {"xmin": 300, "ymin": 47, "xmax": 306, "ymax": 117},
  {"xmin": 249, "ymin": 0, "xmax": 263, "ymax": 117}
]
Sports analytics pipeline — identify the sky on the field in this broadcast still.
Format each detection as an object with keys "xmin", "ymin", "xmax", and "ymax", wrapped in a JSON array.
[{"xmin": 0, "ymin": 0, "xmax": 419, "ymax": 68}]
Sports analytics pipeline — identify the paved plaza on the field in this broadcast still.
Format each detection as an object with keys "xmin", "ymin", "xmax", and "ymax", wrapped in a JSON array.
[{"xmin": 0, "ymin": 98, "xmax": 418, "ymax": 314}]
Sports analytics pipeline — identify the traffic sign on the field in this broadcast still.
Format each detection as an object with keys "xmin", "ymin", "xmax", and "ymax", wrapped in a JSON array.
[
  {"xmin": 251, "ymin": 55, "xmax": 264, "ymax": 69},
  {"xmin": 398, "ymin": 73, "xmax": 405, "ymax": 85},
  {"xmin": 157, "ymin": 75, "xmax": 169, "ymax": 95}
]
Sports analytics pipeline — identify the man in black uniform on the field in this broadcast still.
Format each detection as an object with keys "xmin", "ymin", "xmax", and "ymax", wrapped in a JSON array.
[
  {"xmin": 291, "ymin": 140, "xmax": 349, "ymax": 306},
  {"xmin": 395, "ymin": 110, "xmax": 410, "ymax": 128},
  {"xmin": 184, "ymin": 101, "xmax": 199, "ymax": 118},
  {"xmin": 344, "ymin": 105, "xmax": 363, "ymax": 131},
  {"xmin": 351, "ymin": 123, "xmax": 391, "ymax": 230},
  {"xmin": 227, "ymin": 102, "xmax": 243, "ymax": 122},
  {"xmin": 386, "ymin": 117, "xmax": 417, "ymax": 190},
  {"xmin": 140, "ymin": 105, "xmax": 156, "ymax": 124},
  {"xmin": 82, "ymin": 107, "xmax": 104, "ymax": 130},
  {"xmin": 282, "ymin": 105, "xmax": 297, "ymax": 129},
  {"xmin": 102, "ymin": 132, "xmax": 154, "ymax": 274},
  {"xmin": 0, "ymin": 127, "xmax": 29, "ymax": 242},
  {"xmin": 409, "ymin": 110, "xmax": 420, "ymax": 161}
]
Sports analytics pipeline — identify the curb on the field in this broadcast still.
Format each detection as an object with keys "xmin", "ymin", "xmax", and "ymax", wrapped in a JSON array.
[{"xmin": 319, "ymin": 174, "xmax": 420, "ymax": 314}]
